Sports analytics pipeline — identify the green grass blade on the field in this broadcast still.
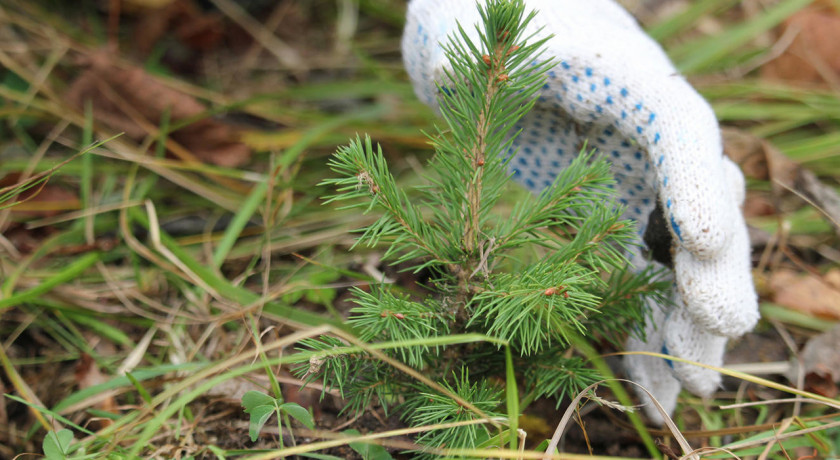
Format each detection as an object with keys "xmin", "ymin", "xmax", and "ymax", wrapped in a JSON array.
[
  {"xmin": 212, "ymin": 179, "xmax": 267, "ymax": 268},
  {"xmin": 647, "ymin": 0, "xmax": 739, "ymax": 41},
  {"xmin": 127, "ymin": 207, "xmax": 345, "ymax": 329},
  {"xmin": 504, "ymin": 345, "xmax": 519, "ymax": 450},
  {"xmin": 0, "ymin": 251, "xmax": 101, "ymax": 311},
  {"xmin": 672, "ymin": 0, "xmax": 815, "ymax": 73}
]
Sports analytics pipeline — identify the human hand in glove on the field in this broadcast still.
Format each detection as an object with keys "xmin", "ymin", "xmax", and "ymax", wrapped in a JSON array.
[{"xmin": 402, "ymin": 0, "xmax": 760, "ymax": 423}]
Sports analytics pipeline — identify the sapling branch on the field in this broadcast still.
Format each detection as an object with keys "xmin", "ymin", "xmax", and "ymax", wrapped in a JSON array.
[{"xmin": 463, "ymin": 28, "xmax": 510, "ymax": 256}]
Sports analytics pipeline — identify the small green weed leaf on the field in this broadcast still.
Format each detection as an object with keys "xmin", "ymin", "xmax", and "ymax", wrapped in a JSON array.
[
  {"xmin": 245, "ymin": 405, "xmax": 275, "ymax": 442},
  {"xmin": 304, "ymin": 287, "xmax": 337, "ymax": 306},
  {"xmin": 278, "ymin": 402, "xmax": 315, "ymax": 429},
  {"xmin": 242, "ymin": 391, "xmax": 278, "ymax": 442},
  {"xmin": 43, "ymin": 429, "xmax": 74, "ymax": 459},
  {"xmin": 205, "ymin": 445, "xmax": 227, "ymax": 459},
  {"xmin": 241, "ymin": 390, "xmax": 276, "ymax": 412},
  {"xmin": 534, "ymin": 439, "xmax": 559, "ymax": 455},
  {"xmin": 344, "ymin": 429, "xmax": 394, "ymax": 460}
]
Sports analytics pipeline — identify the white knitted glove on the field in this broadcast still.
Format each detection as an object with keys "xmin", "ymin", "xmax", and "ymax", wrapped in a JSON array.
[{"xmin": 402, "ymin": 0, "xmax": 760, "ymax": 423}]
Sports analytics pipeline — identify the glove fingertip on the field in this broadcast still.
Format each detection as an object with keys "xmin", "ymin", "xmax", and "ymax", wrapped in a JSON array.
[
  {"xmin": 677, "ymin": 287, "xmax": 759, "ymax": 337},
  {"xmin": 673, "ymin": 234, "xmax": 760, "ymax": 338},
  {"xmin": 624, "ymin": 351, "xmax": 682, "ymax": 426},
  {"xmin": 663, "ymin": 309, "xmax": 728, "ymax": 396}
]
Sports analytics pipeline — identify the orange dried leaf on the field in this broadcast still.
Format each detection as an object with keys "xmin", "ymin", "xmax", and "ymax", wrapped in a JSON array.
[
  {"xmin": 791, "ymin": 324, "xmax": 840, "ymax": 396},
  {"xmin": 761, "ymin": 6, "xmax": 840, "ymax": 85},
  {"xmin": 65, "ymin": 52, "xmax": 251, "ymax": 167},
  {"xmin": 769, "ymin": 268, "xmax": 840, "ymax": 320}
]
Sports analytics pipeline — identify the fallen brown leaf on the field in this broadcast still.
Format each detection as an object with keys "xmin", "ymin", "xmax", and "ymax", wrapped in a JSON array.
[
  {"xmin": 804, "ymin": 371, "xmax": 838, "ymax": 398},
  {"xmin": 769, "ymin": 268, "xmax": 840, "ymax": 320},
  {"xmin": 133, "ymin": 0, "xmax": 225, "ymax": 56},
  {"xmin": 66, "ymin": 52, "xmax": 251, "ymax": 167},
  {"xmin": 761, "ymin": 5, "xmax": 840, "ymax": 86},
  {"xmin": 786, "ymin": 323, "xmax": 840, "ymax": 397},
  {"xmin": 723, "ymin": 127, "xmax": 840, "ymax": 236},
  {"xmin": 723, "ymin": 127, "xmax": 798, "ymax": 188}
]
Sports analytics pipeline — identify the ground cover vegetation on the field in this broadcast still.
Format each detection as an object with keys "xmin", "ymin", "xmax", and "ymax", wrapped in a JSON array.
[{"xmin": 1, "ymin": 0, "xmax": 840, "ymax": 458}]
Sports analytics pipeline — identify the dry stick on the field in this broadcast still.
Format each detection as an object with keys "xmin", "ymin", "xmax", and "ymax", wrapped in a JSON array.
[
  {"xmin": 725, "ymin": 419, "xmax": 840, "ymax": 452},
  {"xmin": 621, "ymin": 350, "xmax": 840, "ymax": 406},
  {"xmin": 143, "ymin": 199, "xmax": 223, "ymax": 301},
  {"xmin": 96, "ymin": 234, "xmax": 209, "ymax": 325},
  {"xmin": 731, "ymin": 20, "xmax": 800, "ymax": 79},
  {"xmin": 238, "ymin": 423, "xmax": 424, "ymax": 451},
  {"xmin": 770, "ymin": 217, "xmax": 791, "ymax": 272},
  {"xmin": 800, "ymin": 39, "xmax": 840, "ymax": 93},
  {"xmin": 770, "ymin": 320, "xmax": 804, "ymax": 417},
  {"xmin": 238, "ymin": 2, "xmax": 296, "ymax": 72},
  {"xmin": 95, "ymin": 256, "xmax": 156, "ymax": 321},
  {"xmin": 0, "ymin": 17, "xmax": 64, "ymax": 105},
  {"xmin": 542, "ymin": 379, "xmax": 696, "ymax": 460},
  {"xmin": 780, "ymin": 175, "xmax": 840, "ymax": 237},
  {"xmin": 758, "ymin": 416, "xmax": 794, "ymax": 460},
  {"xmin": 518, "ymin": 427, "xmax": 528, "ymax": 455},
  {"xmin": 88, "ymin": 146, "xmax": 265, "ymax": 192},
  {"xmin": 617, "ymin": 351, "xmax": 840, "ymax": 452},
  {"xmin": 755, "ymin": 220, "xmax": 780, "ymax": 276},
  {"xmin": 108, "ymin": 139, "xmax": 242, "ymax": 212},
  {"xmin": 334, "ymin": 0, "xmax": 358, "ymax": 56},
  {"xmin": 208, "ymin": 0, "xmax": 305, "ymax": 71},
  {"xmin": 119, "ymin": 175, "xmax": 182, "ymax": 278},
  {"xmin": 729, "ymin": 358, "xmax": 787, "ymax": 429},
  {"xmin": 609, "ymin": 410, "xmax": 840, "ymax": 439},
  {"xmin": 16, "ymin": 41, "xmax": 68, "ymax": 116},
  {"xmin": 0, "ymin": 235, "xmax": 20, "ymax": 261},
  {"xmin": 241, "ymin": 418, "xmax": 507, "ymax": 460},
  {"xmin": 117, "ymin": 327, "xmax": 158, "ymax": 377},
  {"xmin": 107, "ymin": 325, "xmax": 334, "ymax": 450},
  {"xmin": 721, "ymin": 399, "xmax": 840, "ymax": 411},
  {"xmin": 27, "ymin": 200, "xmax": 145, "ymax": 229}
]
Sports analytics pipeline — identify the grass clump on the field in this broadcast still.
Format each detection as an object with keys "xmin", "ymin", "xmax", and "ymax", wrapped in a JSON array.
[{"xmin": 295, "ymin": 0, "xmax": 665, "ymax": 455}]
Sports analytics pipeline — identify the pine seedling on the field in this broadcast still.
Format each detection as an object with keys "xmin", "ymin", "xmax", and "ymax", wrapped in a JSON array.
[{"xmin": 298, "ymin": 0, "xmax": 667, "ymax": 456}]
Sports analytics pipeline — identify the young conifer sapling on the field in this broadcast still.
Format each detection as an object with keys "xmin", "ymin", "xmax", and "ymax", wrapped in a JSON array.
[{"xmin": 296, "ymin": 0, "xmax": 666, "ymax": 455}]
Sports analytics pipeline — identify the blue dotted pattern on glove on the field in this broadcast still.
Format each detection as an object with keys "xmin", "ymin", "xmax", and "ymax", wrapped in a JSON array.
[
  {"xmin": 507, "ymin": 60, "xmax": 673, "ymax": 239},
  {"xmin": 406, "ymin": 23, "xmax": 684, "ymax": 242}
]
